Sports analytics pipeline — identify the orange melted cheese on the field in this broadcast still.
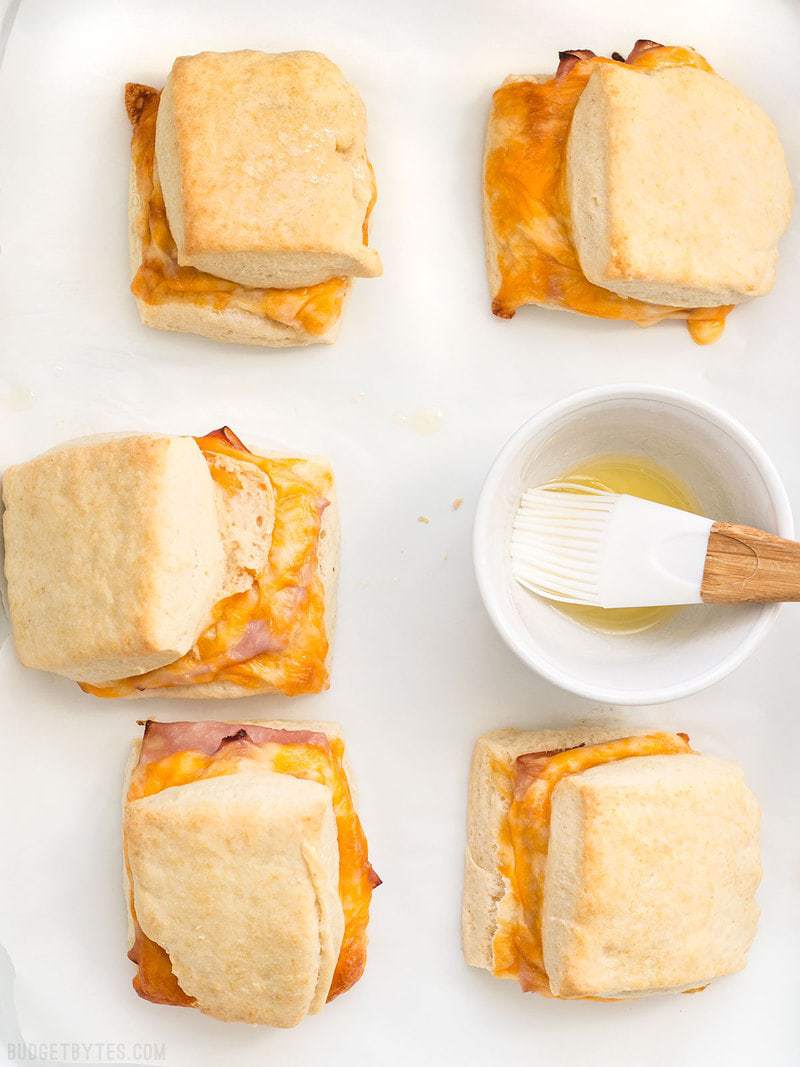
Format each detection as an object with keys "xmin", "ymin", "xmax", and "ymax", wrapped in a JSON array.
[
  {"xmin": 492, "ymin": 732, "xmax": 693, "ymax": 996},
  {"xmin": 485, "ymin": 48, "xmax": 733, "ymax": 344},
  {"xmin": 126, "ymin": 85, "xmax": 354, "ymax": 338},
  {"xmin": 125, "ymin": 735, "xmax": 377, "ymax": 1006},
  {"xmin": 82, "ymin": 431, "xmax": 331, "ymax": 697}
]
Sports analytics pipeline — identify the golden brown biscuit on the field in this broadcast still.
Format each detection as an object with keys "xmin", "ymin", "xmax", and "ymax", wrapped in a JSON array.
[
  {"xmin": 463, "ymin": 727, "xmax": 761, "ymax": 999},
  {"xmin": 123, "ymin": 719, "xmax": 378, "ymax": 1026},
  {"xmin": 2, "ymin": 429, "xmax": 338, "ymax": 698}
]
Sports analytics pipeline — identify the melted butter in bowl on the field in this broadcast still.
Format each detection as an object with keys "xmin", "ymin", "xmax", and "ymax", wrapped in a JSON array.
[
  {"xmin": 475, "ymin": 385, "xmax": 792, "ymax": 703},
  {"xmin": 549, "ymin": 454, "xmax": 698, "ymax": 635}
]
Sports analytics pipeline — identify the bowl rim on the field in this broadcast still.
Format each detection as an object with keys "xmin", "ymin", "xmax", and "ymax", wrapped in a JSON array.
[{"xmin": 473, "ymin": 383, "xmax": 794, "ymax": 705}]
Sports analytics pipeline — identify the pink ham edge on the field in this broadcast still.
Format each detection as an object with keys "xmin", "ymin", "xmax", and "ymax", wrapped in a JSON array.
[
  {"xmin": 626, "ymin": 38, "xmax": 663, "ymax": 62},
  {"xmin": 137, "ymin": 720, "xmax": 331, "ymax": 767},
  {"xmin": 555, "ymin": 49, "xmax": 596, "ymax": 79},
  {"xmin": 555, "ymin": 40, "xmax": 664, "ymax": 81},
  {"xmin": 228, "ymin": 618, "xmax": 288, "ymax": 661}
]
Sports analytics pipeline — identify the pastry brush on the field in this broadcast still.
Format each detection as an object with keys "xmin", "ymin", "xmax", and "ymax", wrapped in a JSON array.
[{"xmin": 510, "ymin": 482, "xmax": 800, "ymax": 608}]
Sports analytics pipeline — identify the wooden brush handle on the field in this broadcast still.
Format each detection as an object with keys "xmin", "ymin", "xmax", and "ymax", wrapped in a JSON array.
[{"xmin": 701, "ymin": 522, "xmax": 800, "ymax": 603}]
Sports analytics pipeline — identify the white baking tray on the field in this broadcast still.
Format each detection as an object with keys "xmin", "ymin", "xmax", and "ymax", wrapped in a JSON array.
[{"xmin": 0, "ymin": 1, "xmax": 798, "ymax": 1064}]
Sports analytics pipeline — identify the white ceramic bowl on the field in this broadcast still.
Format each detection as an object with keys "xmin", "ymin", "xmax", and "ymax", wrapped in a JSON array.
[{"xmin": 474, "ymin": 385, "xmax": 794, "ymax": 705}]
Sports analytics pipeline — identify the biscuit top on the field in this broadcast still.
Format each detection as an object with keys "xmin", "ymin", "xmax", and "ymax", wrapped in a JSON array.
[
  {"xmin": 125, "ymin": 769, "xmax": 343, "ymax": 1026},
  {"xmin": 155, "ymin": 50, "xmax": 380, "ymax": 272},
  {"xmin": 1, "ymin": 434, "xmax": 225, "ymax": 683},
  {"xmin": 568, "ymin": 61, "xmax": 794, "ymax": 305},
  {"xmin": 542, "ymin": 753, "xmax": 761, "ymax": 998}
]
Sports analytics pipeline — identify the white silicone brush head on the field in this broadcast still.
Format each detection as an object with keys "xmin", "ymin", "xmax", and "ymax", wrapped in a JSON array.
[
  {"xmin": 511, "ymin": 484, "xmax": 714, "ymax": 609},
  {"xmin": 511, "ymin": 483, "xmax": 614, "ymax": 606}
]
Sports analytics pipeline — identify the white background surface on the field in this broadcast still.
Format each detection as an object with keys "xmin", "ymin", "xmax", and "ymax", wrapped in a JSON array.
[{"xmin": 0, "ymin": 1, "xmax": 799, "ymax": 1065}]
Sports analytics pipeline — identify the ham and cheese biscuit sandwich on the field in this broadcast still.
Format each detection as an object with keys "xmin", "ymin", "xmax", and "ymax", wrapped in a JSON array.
[
  {"xmin": 1, "ymin": 426, "xmax": 337, "ymax": 697},
  {"xmin": 485, "ymin": 39, "xmax": 793, "ymax": 344},
  {"xmin": 126, "ymin": 50, "xmax": 381, "ymax": 348},
  {"xmin": 463, "ymin": 727, "xmax": 761, "ymax": 999},
  {"xmin": 124, "ymin": 719, "xmax": 380, "ymax": 1026}
]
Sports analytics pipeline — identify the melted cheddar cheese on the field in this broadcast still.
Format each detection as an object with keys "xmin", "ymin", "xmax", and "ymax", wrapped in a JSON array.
[
  {"xmin": 82, "ymin": 430, "xmax": 331, "ymax": 697},
  {"xmin": 126, "ymin": 734, "xmax": 378, "ymax": 1006},
  {"xmin": 485, "ymin": 48, "xmax": 732, "ymax": 344},
  {"xmin": 126, "ymin": 85, "xmax": 351, "ymax": 338},
  {"xmin": 492, "ymin": 733, "xmax": 693, "ymax": 996}
]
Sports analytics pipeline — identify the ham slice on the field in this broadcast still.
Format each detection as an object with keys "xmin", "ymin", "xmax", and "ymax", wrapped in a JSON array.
[
  {"xmin": 556, "ymin": 41, "xmax": 663, "ymax": 80},
  {"xmin": 202, "ymin": 425, "xmax": 250, "ymax": 452},
  {"xmin": 626, "ymin": 38, "xmax": 663, "ymax": 62},
  {"xmin": 555, "ymin": 49, "xmax": 596, "ymax": 79},
  {"xmin": 137, "ymin": 720, "xmax": 330, "ymax": 767},
  {"xmin": 227, "ymin": 618, "xmax": 287, "ymax": 661},
  {"xmin": 514, "ymin": 744, "xmax": 585, "ymax": 799}
]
